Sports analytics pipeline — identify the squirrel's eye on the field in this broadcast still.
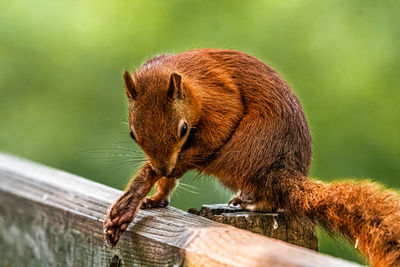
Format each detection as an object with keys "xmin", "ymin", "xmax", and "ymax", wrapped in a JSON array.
[
  {"xmin": 179, "ymin": 122, "xmax": 188, "ymax": 139},
  {"xmin": 129, "ymin": 131, "xmax": 136, "ymax": 141}
]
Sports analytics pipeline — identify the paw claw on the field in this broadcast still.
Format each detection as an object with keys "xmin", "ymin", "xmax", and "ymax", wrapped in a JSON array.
[
  {"xmin": 105, "ymin": 221, "xmax": 113, "ymax": 228},
  {"xmin": 228, "ymin": 197, "xmax": 241, "ymax": 207},
  {"xmin": 111, "ymin": 209, "xmax": 118, "ymax": 217},
  {"xmin": 111, "ymin": 216, "xmax": 120, "ymax": 224},
  {"xmin": 121, "ymin": 223, "xmax": 129, "ymax": 231},
  {"xmin": 141, "ymin": 197, "xmax": 169, "ymax": 209},
  {"xmin": 228, "ymin": 192, "xmax": 256, "ymax": 208}
]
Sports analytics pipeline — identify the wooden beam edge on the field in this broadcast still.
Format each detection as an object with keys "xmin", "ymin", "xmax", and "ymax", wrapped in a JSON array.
[{"xmin": 0, "ymin": 153, "xmax": 362, "ymax": 266}]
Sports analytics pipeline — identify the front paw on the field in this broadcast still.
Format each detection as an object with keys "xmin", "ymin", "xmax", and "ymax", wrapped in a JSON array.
[
  {"xmin": 141, "ymin": 197, "xmax": 169, "ymax": 209},
  {"xmin": 103, "ymin": 198, "xmax": 135, "ymax": 247}
]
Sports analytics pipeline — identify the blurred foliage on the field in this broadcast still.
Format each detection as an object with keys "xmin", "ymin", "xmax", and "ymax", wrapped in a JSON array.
[{"xmin": 1, "ymin": 0, "xmax": 399, "ymax": 264}]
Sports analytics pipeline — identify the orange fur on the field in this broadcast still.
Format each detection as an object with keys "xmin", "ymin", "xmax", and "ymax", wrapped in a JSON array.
[
  {"xmin": 305, "ymin": 180, "xmax": 400, "ymax": 266},
  {"xmin": 103, "ymin": 49, "xmax": 400, "ymax": 266}
]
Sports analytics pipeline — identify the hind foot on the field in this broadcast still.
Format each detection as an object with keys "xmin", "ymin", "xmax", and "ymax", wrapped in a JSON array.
[
  {"xmin": 229, "ymin": 191, "xmax": 275, "ymax": 212},
  {"xmin": 229, "ymin": 191, "xmax": 256, "ymax": 209}
]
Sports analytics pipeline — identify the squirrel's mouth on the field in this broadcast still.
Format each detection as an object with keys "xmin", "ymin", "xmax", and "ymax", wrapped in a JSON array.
[
  {"xmin": 166, "ymin": 170, "xmax": 174, "ymax": 178},
  {"xmin": 152, "ymin": 165, "xmax": 172, "ymax": 177}
]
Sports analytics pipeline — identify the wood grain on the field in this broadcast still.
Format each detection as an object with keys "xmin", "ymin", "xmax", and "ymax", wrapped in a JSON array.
[
  {"xmin": 189, "ymin": 204, "xmax": 318, "ymax": 251},
  {"xmin": 0, "ymin": 153, "xmax": 361, "ymax": 266}
]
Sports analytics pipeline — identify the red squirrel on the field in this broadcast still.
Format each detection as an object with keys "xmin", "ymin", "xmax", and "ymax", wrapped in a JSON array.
[{"xmin": 103, "ymin": 48, "xmax": 400, "ymax": 266}]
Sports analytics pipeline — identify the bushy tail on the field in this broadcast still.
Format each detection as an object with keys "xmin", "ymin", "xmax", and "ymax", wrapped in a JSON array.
[{"xmin": 295, "ymin": 179, "xmax": 400, "ymax": 266}]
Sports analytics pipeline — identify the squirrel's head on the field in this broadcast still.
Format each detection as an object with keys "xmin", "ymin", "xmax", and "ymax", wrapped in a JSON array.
[{"xmin": 123, "ymin": 70, "xmax": 196, "ymax": 177}]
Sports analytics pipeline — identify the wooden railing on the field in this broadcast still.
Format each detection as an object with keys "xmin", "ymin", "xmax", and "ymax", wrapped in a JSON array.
[{"xmin": 0, "ymin": 153, "xmax": 361, "ymax": 266}]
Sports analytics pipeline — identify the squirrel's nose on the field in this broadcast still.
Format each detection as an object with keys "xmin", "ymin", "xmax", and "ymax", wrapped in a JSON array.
[{"xmin": 155, "ymin": 165, "xmax": 172, "ymax": 177}]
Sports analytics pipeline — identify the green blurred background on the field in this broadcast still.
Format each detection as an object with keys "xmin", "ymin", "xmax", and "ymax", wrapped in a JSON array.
[{"xmin": 1, "ymin": 0, "xmax": 399, "ymax": 264}]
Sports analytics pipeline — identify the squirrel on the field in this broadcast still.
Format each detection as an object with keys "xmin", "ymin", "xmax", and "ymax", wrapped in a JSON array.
[{"xmin": 103, "ymin": 48, "xmax": 400, "ymax": 266}]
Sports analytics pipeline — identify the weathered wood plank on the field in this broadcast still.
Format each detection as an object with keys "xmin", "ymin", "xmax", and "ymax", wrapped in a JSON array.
[
  {"xmin": 189, "ymin": 204, "xmax": 318, "ymax": 251},
  {"xmin": 0, "ymin": 153, "xmax": 361, "ymax": 266}
]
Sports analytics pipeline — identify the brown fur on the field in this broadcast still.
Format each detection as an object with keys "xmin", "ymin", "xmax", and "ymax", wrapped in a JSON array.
[{"xmin": 104, "ymin": 49, "xmax": 400, "ymax": 266}]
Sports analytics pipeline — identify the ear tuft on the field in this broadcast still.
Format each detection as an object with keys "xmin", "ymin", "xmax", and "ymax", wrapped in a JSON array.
[
  {"xmin": 167, "ymin": 72, "xmax": 183, "ymax": 99},
  {"xmin": 123, "ymin": 71, "xmax": 137, "ymax": 99}
]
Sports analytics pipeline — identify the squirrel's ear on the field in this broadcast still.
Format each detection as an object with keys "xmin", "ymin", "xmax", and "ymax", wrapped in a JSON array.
[
  {"xmin": 123, "ymin": 71, "xmax": 138, "ymax": 99},
  {"xmin": 167, "ymin": 72, "xmax": 183, "ymax": 99}
]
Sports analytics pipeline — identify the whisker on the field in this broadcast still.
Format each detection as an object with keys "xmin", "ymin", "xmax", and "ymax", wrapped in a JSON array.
[
  {"xmin": 179, "ymin": 158, "xmax": 203, "ymax": 170},
  {"xmin": 176, "ymin": 183, "xmax": 199, "ymax": 195},
  {"xmin": 107, "ymin": 162, "xmax": 135, "ymax": 175},
  {"xmin": 86, "ymin": 154, "xmax": 146, "ymax": 160},
  {"xmin": 85, "ymin": 151, "xmax": 145, "ymax": 157},
  {"xmin": 172, "ymin": 186, "xmax": 181, "ymax": 198},
  {"xmin": 81, "ymin": 147, "xmax": 144, "ymax": 155},
  {"xmin": 85, "ymin": 156, "xmax": 146, "ymax": 162},
  {"xmin": 192, "ymin": 170, "xmax": 207, "ymax": 181},
  {"xmin": 178, "ymin": 182, "xmax": 198, "ymax": 190}
]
